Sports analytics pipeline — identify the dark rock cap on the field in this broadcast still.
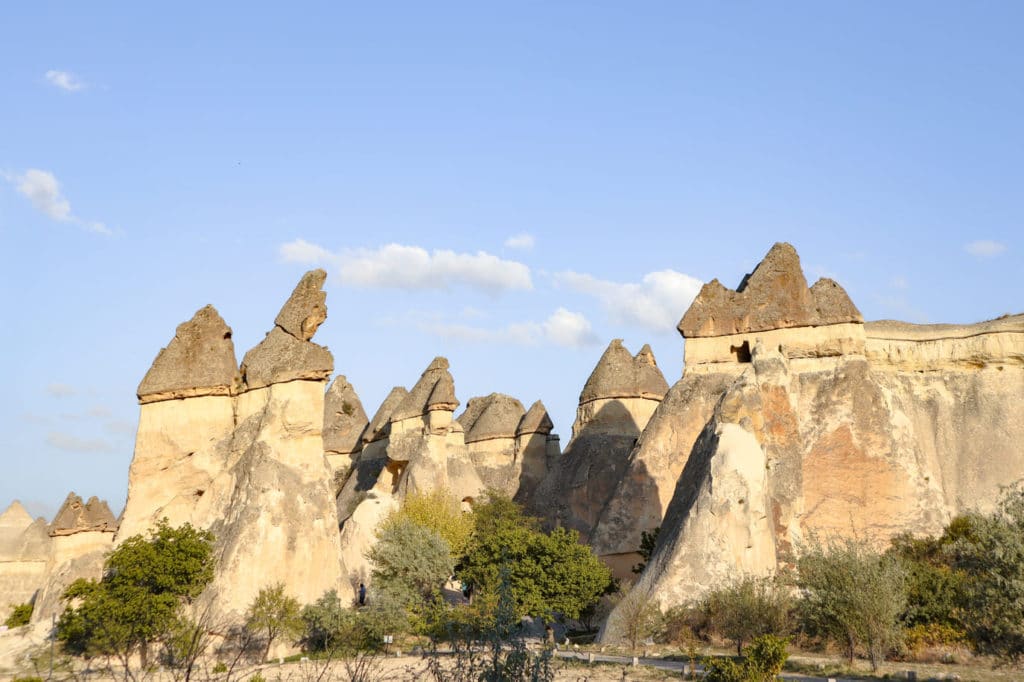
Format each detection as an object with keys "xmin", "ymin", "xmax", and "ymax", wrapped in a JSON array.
[
  {"xmin": 678, "ymin": 242, "xmax": 863, "ymax": 338},
  {"xmin": 137, "ymin": 305, "xmax": 240, "ymax": 403},
  {"xmin": 364, "ymin": 386, "xmax": 410, "ymax": 443},
  {"xmin": 240, "ymin": 270, "xmax": 334, "ymax": 390},
  {"xmin": 579, "ymin": 340, "xmax": 670, "ymax": 404},
  {"xmin": 275, "ymin": 269, "xmax": 328, "ymax": 341},
  {"xmin": 49, "ymin": 493, "xmax": 118, "ymax": 536},
  {"xmin": 517, "ymin": 400, "xmax": 555, "ymax": 437},
  {"xmin": 391, "ymin": 357, "xmax": 460, "ymax": 421},
  {"xmin": 323, "ymin": 375, "xmax": 369, "ymax": 455},
  {"xmin": 457, "ymin": 393, "xmax": 526, "ymax": 444}
]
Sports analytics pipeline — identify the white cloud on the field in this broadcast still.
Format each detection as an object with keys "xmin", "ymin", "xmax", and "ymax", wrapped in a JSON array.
[
  {"xmin": 45, "ymin": 69, "xmax": 86, "ymax": 92},
  {"xmin": 965, "ymin": 240, "xmax": 1007, "ymax": 258},
  {"xmin": 556, "ymin": 269, "xmax": 703, "ymax": 333},
  {"xmin": 15, "ymin": 169, "xmax": 71, "ymax": 221},
  {"xmin": 541, "ymin": 307, "xmax": 599, "ymax": 348},
  {"xmin": 279, "ymin": 240, "xmax": 532, "ymax": 294},
  {"xmin": 418, "ymin": 308, "xmax": 599, "ymax": 349},
  {"xmin": 504, "ymin": 233, "xmax": 535, "ymax": 250},
  {"xmin": 46, "ymin": 382, "xmax": 77, "ymax": 398},
  {"xmin": 5, "ymin": 169, "xmax": 113, "ymax": 235},
  {"xmin": 46, "ymin": 431, "xmax": 115, "ymax": 454},
  {"xmin": 890, "ymin": 276, "xmax": 908, "ymax": 290}
]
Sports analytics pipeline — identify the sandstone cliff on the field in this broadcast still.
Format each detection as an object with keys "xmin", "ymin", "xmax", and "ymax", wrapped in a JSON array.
[
  {"xmin": 528, "ymin": 339, "xmax": 668, "ymax": 568},
  {"xmin": 118, "ymin": 270, "xmax": 343, "ymax": 618},
  {"xmin": 0, "ymin": 502, "xmax": 50, "ymax": 623},
  {"xmin": 602, "ymin": 243, "xmax": 1024, "ymax": 640}
]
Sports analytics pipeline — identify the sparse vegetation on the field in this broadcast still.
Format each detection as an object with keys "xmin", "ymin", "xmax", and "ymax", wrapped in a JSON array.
[{"xmin": 4, "ymin": 602, "xmax": 33, "ymax": 628}]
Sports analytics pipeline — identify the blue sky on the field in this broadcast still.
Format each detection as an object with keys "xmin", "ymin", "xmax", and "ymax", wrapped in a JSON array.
[{"xmin": 2, "ymin": 2, "xmax": 1021, "ymax": 520}]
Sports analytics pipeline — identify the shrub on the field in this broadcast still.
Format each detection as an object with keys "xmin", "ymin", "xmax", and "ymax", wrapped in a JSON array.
[
  {"xmin": 705, "ymin": 575, "xmax": 791, "ymax": 655},
  {"xmin": 4, "ymin": 602, "xmax": 33, "ymax": 628}
]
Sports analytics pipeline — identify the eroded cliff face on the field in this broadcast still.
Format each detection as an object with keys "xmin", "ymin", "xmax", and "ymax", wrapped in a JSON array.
[
  {"xmin": 602, "ymin": 243, "xmax": 1024, "ymax": 640},
  {"xmin": 0, "ymin": 503, "xmax": 50, "ymax": 623},
  {"xmin": 528, "ymin": 340, "xmax": 668, "ymax": 562},
  {"xmin": 118, "ymin": 270, "xmax": 343, "ymax": 617},
  {"xmin": 32, "ymin": 494, "xmax": 118, "ymax": 623}
]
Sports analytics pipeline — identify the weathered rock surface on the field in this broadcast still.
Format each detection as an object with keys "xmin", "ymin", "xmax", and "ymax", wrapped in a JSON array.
[
  {"xmin": 240, "ymin": 270, "xmax": 333, "ymax": 390},
  {"xmin": 118, "ymin": 270, "xmax": 343, "ymax": 620},
  {"xmin": 323, "ymin": 375, "xmax": 368, "ymax": 478},
  {"xmin": 0, "ymin": 503, "xmax": 51, "ymax": 623},
  {"xmin": 528, "ymin": 340, "xmax": 667, "ymax": 551},
  {"xmin": 602, "ymin": 244, "xmax": 1024, "ymax": 642},
  {"xmin": 678, "ymin": 242, "xmax": 862, "ymax": 338},
  {"xmin": 458, "ymin": 393, "xmax": 526, "ymax": 495},
  {"xmin": 32, "ymin": 493, "xmax": 117, "ymax": 623},
  {"xmin": 137, "ymin": 305, "xmax": 240, "ymax": 403}
]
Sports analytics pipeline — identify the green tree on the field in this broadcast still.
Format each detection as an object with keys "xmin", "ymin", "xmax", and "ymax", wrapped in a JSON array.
[
  {"xmin": 56, "ymin": 520, "xmax": 215, "ymax": 681},
  {"xmin": 631, "ymin": 527, "xmax": 660, "ymax": 575},
  {"xmin": 705, "ymin": 575, "xmax": 791, "ymax": 655},
  {"xmin": 797, "ymin": 537, "xmax": 906, "ymax": 671},
  {"xmin": 457, "ymin": 491, "xmax": 612, "ymax": 620},
  {"xmin": 614, "ymin": 588, "xmax": 663, "ymax": 652},
  {"xmin": 948, "ymin": 486, "xmax": 1024, "ymax": 660},
  {"xmin": 4, "ymin": 602, "xmax": 33, "ymax": 628},
  {"xmin": 245, "ymin": 583, "xmax": 305, "ymax": 662},
  {"xmin": 380, "ymin": 488, "xmax": 473, "ymax": 559},
  {"xmin": 368, "ymin": 517, "xmax": 454, "ymax": 608}
]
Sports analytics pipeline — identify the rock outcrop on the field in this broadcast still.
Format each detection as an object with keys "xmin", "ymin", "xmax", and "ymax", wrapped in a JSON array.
[
  {"xmin": 528, "ymin": 340, "xmax": 668, "ymax": 562},
  {"xmin": 0, "ymin": 503, "xmax": 50, "ymax": 623},
  {"xmin": 32, "ymin": 494, "xmax": 118, "ymax": 622},
  {"xmin": 118, "ymin": 270, "xmax": 343, "ymax": 618},
  {"xmin": 323, "ymin": 375, "xmax": 369, "ymax": 480},
  {"xmin": 602, "ymin": 243, "xmax": 1024, "ymax": 640}
]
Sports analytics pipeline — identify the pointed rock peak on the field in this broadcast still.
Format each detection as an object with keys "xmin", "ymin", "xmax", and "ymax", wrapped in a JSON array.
[
  {"xmin": 425, "ymin": 356, "xmax": 450, "ymax": 372},
  {"xmin": 458, "ymin": 393, "xmax": 526, "ymax": 444},
  {"xmin": 580, "ymin": 339, "xmax": 668, "ymax": 403},
  {"xmin": 240, "ymin": 271, "xmax": 333, "ymax": 390},
  {"xmin": 635, "ymin": 344, "xmax": 656, "ymax": 366},
  {"xmin": 275, "ymin": 269, "xmax": 328, "ymax": 342},
  {"xmin": 678, "ymin": 242, "xmax": 862, "ymax": 338},
  {"xmin": 392, "ymin": 357, "xmax": 460, "ymax": 421},
  {"xmin": 0, "ymin": 500, "xmax": 33, "ymax": 529},
  {"xmin": 364, "ymin": 386, "xmax": 409, "ymax": 443},
  {"xmin": 324, "ymin": 375, "xmax": 369, "ymax": 455},
  {"xmin": 517, "ymin": 400, "xmax": 554, "ymax": 436},
  {"xmin": 49, "ymin": 493, "xmax": 118, "ymax": 536},
  {"xmin": 137, "ymin": 305, "xmax": 240, "ymax": 403}
]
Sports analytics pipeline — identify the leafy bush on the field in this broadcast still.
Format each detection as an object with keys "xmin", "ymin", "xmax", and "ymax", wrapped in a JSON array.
[
  {"xmin": 797, "ymin": 536, "xmax": 906, "ymax": 671},
  {"xmin": 702, "ymin": 657, "xmax": 746, "ymax": 682},
  {"xmin": 4, "ymin": 602, "xmax": 33, "ymax": 628},
  {"xmin": 702, "ymin": 635, "xmax": 789, "ymax": 682},
  {"xmin": 705, "ymin": 575, "xmax": 791, "ymax": 655}
]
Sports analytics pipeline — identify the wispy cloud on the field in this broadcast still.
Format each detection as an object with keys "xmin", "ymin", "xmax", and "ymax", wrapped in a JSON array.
[
  {"xmin": 4, "ymin": 169, "xmax": 112, "ymax": 235},
  {"xmin": 280, "ymin": 239, "xmax": 532, "ymax": 294},
  {"xmin": 46, "ymin": 382, "xmax": 77, "ymax": 398},
  {"xmin": 46, "ymin": 431, "xmax": 115, "ymax": 454},
  {"xmin": 965, "ymin": 240, "xmax": 1007, "ymax": 258},
  {"xmin": 556, "ymin": 269, "xmax": 702, "ymax": 333},
  {"xmin": 419, "ymin": 308, "xmax": 599, "ymax": 349},
  {"xmin": 45, "ymin": 69, "xmax": 86, "ymax": 92},
  {"xmin": 504, "ymin": 233, "xmax": 535, "ymax": 250}
]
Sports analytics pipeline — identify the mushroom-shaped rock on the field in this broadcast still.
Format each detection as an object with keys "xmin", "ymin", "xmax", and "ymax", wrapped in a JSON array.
[
  {"xmin": 579, "ymin": 340, "xmax": 669, "ymax": 404},
  {"xmin": 49, "ymin": 494, "xmax": 118, "ymax": 536},
  {"xmin": 391, "ymin": 357, "xmax": 460, "ymax": 421},
  {"xmin": 364, "ymin": 386, "xmax": 410, "ymax": 443},
  {"xmin": 0, "ymin": 501, "xmax": 33, "ymax": 531},
  {"xmin": 323, "ymin": 375, "xmax": 369, "ymax": 455},
  {"xmin": 457, "ymin": 394, "xmax": 526, "ymax": 444},
  {"xmin": 240, "ymin": 270, "xmax": 334, "ymax": 390},
  {"xmin": 517, "ymin": 400, "xmax": 554, "ymax": 436},
  {"xmin": 678, "ymin": 242, "xmax": 862, "ymax": 338},
  {"xmin": 137, "ymin": 305, "xmax": 239, "ymax": 403}
]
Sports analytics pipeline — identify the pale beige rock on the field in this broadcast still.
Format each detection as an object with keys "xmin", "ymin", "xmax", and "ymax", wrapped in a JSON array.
[
  {"xmin": 0, "ymin": 504, "xmax": 50, "ymax": 623},
  {"xmin": 274, "ymin": 269, "xmax": 328, "ymax": 341},
  {"xmin": 602, "ymin": 246, "xmax": 1024, "ymax": 640},
  {"xmin": 323, "ymin": 375, "xmax": 369, "ymax": 478},
  {"xmin": 391, "ymin": 357, "xmax": 460, "ymax": 421}
]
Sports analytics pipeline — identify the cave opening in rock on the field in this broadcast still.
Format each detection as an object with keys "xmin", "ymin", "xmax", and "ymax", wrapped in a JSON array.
[{"xmin": 731, "ymin": 340, "xmax": 752, "ymax": 363}]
